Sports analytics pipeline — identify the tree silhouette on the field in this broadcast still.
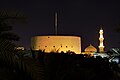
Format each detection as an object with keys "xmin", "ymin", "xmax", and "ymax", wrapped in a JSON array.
[{"xmin": 0, "ymin": 10, "xmax": 27, "ymax": 79}]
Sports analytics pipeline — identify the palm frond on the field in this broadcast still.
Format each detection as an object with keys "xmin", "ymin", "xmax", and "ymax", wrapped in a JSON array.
[{"xmin": 0, "ymin": 9, "xmax": 26, "ymax": 23}]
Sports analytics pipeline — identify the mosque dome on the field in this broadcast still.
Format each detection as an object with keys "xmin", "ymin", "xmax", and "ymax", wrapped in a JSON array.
[{"xmin": 85, "ymin": 44, "xmax": 97, "ymax": 52}]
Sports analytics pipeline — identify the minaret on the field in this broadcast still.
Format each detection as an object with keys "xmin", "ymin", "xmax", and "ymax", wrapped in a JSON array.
[{"xmin": 98, "ymin": 28, "xmax": 104, "ymax": 53}]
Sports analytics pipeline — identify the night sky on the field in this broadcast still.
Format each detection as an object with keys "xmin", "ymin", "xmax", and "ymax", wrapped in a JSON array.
[{"xmin": 0, "ymin": 0, "xmax": 120, "ymax": 51}]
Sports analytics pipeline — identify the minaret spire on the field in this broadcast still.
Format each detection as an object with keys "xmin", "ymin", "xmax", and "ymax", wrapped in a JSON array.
[
  {"xmin": 98, "ymin": 28, "xmax": 105, "ymax": 53},
  {"xmin": 55, "ymin": 12, "xmax": 58, "ymax": 35}
]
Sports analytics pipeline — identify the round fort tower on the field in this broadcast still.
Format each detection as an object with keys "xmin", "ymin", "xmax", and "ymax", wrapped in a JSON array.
[{"xmin": 31, "ymin": 36, "xmax": 81, "ymax": 54}]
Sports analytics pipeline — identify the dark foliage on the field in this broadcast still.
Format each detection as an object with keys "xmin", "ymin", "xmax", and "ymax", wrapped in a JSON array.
[{"xmin": 32, "ymin": 51, "xmax": 120, "ymax": 80}]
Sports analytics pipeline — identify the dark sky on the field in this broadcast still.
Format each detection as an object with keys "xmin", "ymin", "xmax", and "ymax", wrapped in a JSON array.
[{"xmin": 0, "ymin": 0, "xmax": 120, "ymax": 51}]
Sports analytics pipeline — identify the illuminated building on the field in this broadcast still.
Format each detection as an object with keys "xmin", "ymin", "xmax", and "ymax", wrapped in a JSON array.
[
  {"xmin": 98, "ymin": 28, "xmax": 105, "ymax": 53},
  {"xmin": 82, "ymin": 28, "xmax": 105, "ymax": 55},
  {"xmin": 31, "ymin": 13, "xmax": 81, "ymax": 54},
  {"xmin": 85, "ymin": 44, "xmax": 97, "ymax": 53},
  {"xmin": 81, "ymin": 44, "xmax": 97, "ymax": 56},
  {"xmin": 31, "ymin": 36, "xmax": 81, "ymax": 54}
]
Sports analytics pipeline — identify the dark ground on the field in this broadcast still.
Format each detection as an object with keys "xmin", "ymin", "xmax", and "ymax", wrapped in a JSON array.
[{"xmin": 0, "ymin": 61, "xmax": 32, "ymax": 80}]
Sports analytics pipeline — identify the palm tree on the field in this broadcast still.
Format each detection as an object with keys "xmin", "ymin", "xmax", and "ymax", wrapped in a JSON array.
[{"xmin": 0, "ymin": 10, "xmax": 26, "ymax": 67}]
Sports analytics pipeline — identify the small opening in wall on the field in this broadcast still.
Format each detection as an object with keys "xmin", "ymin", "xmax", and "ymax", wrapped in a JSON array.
[
  {"xmin": 45, "ymin": 46, "xmax": 47, "ymax": 47},
  {"xmin": 66, "ymin": 46, "xmax": 68, "ymax": 48},
  {"xmin": 53, "ymin": 46, "xmax": 55, "ymax": 47},
  {"xmin": 61, "ymin": 44, "xmax": 62, "ymax": 48}
]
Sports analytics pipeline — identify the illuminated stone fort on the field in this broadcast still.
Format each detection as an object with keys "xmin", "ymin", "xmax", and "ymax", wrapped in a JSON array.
[{"xmin": 31, "ymin": 36, "xmax": 81, "ymax": 54}]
